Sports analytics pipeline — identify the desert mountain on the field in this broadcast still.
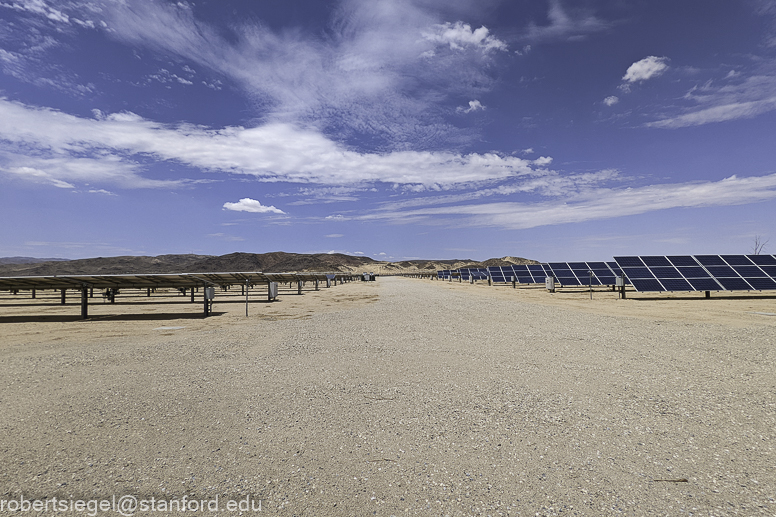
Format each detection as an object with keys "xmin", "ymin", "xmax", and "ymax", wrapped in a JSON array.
[{"xmin": 0, "ymin": 252, "xmax": 538, "ymax": 277}]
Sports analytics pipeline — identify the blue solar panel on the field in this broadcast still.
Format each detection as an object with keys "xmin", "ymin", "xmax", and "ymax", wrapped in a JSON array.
[
  {"xmin": 761, "ymin": 266, "xmax": 776, "ymax": 277},
  {"xmin": 716, "ymin": 278, "xmax": 753, "ymax": 290},
  {"xmin": 687, "ymin": 278, "xmax": 722, "ymax": 291},
  {"xmin": 641, "ymin": 256, "xmax": 672, "ymax": 267},
  {"xmin": 667, "ymin": 256, "xmax": 698, "ymax": 267},
  {"xmin": 517, "ymin": 276, "xmax": 533, "ymax": 283},
  {"xmin": 677, "ymin": 266, "xmax": 709, "ymax": 278},
  {"xmin": 747, "ymin": 277, "xmax": 776, "ymax": 289},
  {"xmin": 650, "ymin": 267, "xmax": 684, "ymax": 278},
  {"xmin": 568, "ymin": 262, "xmax": 588, "ymax": 269},
  {"xmin": 621, "ymin": 267, "xmax": 654, "ymax": 279},
  {"xmin": 659, "ymin": 278, "xmax": 694, "ymax": 291},
  {"xmin": 705, "ymin": 265, "xmax": 737, "ymax": 277},
  {"xmin": 748, "ymin": 255, "xmax": 776, "ymax": 266},
  {"xmin": 614, "ymin": 256, "xmax": 644, "ymax": 267},
  {"xmin": 694, "ymin": 255, "xmax": 726, "ymax": 266},
  {"xmin": 721, "ymin": 255, "xmax": 752, "ymax": 265},
  {"xmin": 733, "ymin": 266, "xmax": 767, "ymax": 277},
  {"xmin": 630, "ymin": 278, "xmax": 664, "ymax": 291},
  {"xmin": 615, "ymin": 254, "xmax": 776, "ymax": 292}
]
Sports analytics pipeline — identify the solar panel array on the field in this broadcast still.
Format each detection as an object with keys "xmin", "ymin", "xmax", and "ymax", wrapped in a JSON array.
[
  {"xmin": 614, "ymin": 255, "xmax": 776, "ymax": 292},
  {"xmin": 486, "ymin": 265, "xmax": 549, "ymax": 284},
  {"xmin": 459, "ymin": 268, "xmax": 489, "ymax": 281},
  {"xmin": 544, "ymin": 262, "xmax": 620, "ymax": 287}
]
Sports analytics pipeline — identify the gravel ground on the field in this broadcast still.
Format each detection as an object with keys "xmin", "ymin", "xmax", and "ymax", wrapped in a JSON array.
[{"xmin": 1, "ymin": 277, "xmax": 775, "ymax": 516}]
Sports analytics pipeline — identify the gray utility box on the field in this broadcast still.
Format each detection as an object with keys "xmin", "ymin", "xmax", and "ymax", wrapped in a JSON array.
[
  {"xmin": 615, "ymin": 275, "xmax": 625, "ymax": 287},
  {"xmin": 205, "ymin": 287, "xmax": 216, "ymax": 300},
  {"xmin": 545, "ymin": 276, "xmax": 555, "ymax": 292},
  {"xmin": 268, "ymin": 282, "xmax": 278, "ymax": 300}
]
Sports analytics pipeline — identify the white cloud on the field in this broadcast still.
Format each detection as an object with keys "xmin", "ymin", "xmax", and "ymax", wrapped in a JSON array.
[
  {"xmin": 457, "ymin": 100, "xmax": 485, "ymax": 113},
  {"xmin": 623, "ymin": 56, "xmax": 669, "ymax": 83},
  {"xmin": 222, "ymin": 198, "xmax": 285, "ymax": 214},
  {"xmin": 0, "ymin": 99, "xmax": 545, "ymax": 188},
  {"xmin": 603, "ymin": 95, "xmax": 619, "ymax": 106},
  {"xmin": 422, "ymin": 22, "xmax": 507, "ymax": 53},
  {"xmin": 359, "ymin": 173, "xmax": 776, "ymax": 229}
]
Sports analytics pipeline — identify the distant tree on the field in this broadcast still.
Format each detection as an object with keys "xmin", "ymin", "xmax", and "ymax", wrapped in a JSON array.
[{"xmin": 751, "ymin": 235, "xmax": 769, "ymax": 255}]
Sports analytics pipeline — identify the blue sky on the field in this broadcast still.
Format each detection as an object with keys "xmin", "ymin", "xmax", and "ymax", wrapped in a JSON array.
[{"xmin": 1, "ymin": 0, "xmax": 775, "ymax": 262}]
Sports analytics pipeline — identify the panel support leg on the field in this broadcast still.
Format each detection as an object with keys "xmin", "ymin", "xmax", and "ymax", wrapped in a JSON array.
[
  {"xmin": 31, "ymin": 289, "xmax": 36, "ymax": 299},
  {"xmin": 298, "ymin": 280, "xmax": 302, "ymax": 295},
  {"xmin": 705, "ymin": 291, "xmax": 710, "ymax": 298},
  {"xmin": 61, "ymin": 289, "xmax": 66, "ymax": 305},
  {"xmin": 81, "ymin": 286, "xmax": 89, "ymax": 319}
]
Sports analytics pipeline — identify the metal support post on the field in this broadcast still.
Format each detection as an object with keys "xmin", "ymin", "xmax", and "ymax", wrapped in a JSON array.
[
  {"xmin": 81, "ymin": 285, "xmax": 89, "ymax": 319},
  {"xmin": 298, "ymin": 280, "xmax": 302, "ymax": 295},
  {"xmin": 31, "ymin": 289, "xmax": 36, "ymax": 299},
  {"xmin": 61, "ymin": 289, "xmax": 66, "ymax": 304}
]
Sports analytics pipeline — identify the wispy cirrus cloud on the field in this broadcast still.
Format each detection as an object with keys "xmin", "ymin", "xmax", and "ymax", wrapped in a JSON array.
[
  {"xmin": 77, "ymin": 0, "xmax": 507, "ymax": 150},
  {"xmin": 1, "ymin": 0, "xmax": 509, "ymax": 150},
  {"xmin": 523, "ymin": 0, "xmax": 610, "ymax": 42},
  {"xmin": 357, "ymin": 173, "xmax": 776, "ymax": 230},
  {"xmin": 0, "ymin": 98, "xmax": 546, "ymax": 189},
  {"xmin": 647, "ymin": 66, "xmax": 776, "ymax": 128}
]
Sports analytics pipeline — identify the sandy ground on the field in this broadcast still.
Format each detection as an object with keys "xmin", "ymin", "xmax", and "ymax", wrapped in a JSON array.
[{"xmin": 1, "ymin": 277, "xmax": 775, "ymax": 516}]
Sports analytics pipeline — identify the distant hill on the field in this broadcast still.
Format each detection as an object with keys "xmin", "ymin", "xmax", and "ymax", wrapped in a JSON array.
[
  {"xmin": 0, "ymin": 252, "xmax": 538, "ymax": 277},
  {"xmin": 0, "ymin": 257, "xmax": 70, "ymax": 265}
]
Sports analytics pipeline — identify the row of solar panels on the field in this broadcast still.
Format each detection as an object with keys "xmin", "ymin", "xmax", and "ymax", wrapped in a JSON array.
[
  {"xmin": 614, "ymin": 254, "xmax": 776, "ymax": 292},
  {"xmin": 437, "ymin": 255, "xmax": 776, "ymax": 292},
  {"xmin": 438, "ymin": 262, "xmax": 623, "ymax": 286}
]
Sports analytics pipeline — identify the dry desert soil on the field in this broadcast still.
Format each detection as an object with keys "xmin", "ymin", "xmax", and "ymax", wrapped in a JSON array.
[{"xmin": 1, "ymin": 277, "xmax": 775, "ymax": 516}]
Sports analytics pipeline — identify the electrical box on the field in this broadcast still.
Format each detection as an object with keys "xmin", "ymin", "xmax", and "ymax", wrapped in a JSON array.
[
  {"xmin": 615, "ymin": 275, "xmax": 624, "ymax": 287},
  {"xmin": 268, "ymin": 282, "xmax": 278, "ymax": 300},
  {"xmin": 205, "ymin": 287, "xmax": 216, "ymax": 300},
  {"xmin": 545, "ymin": 276, "xmax": 555, "ymax": 291}
]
